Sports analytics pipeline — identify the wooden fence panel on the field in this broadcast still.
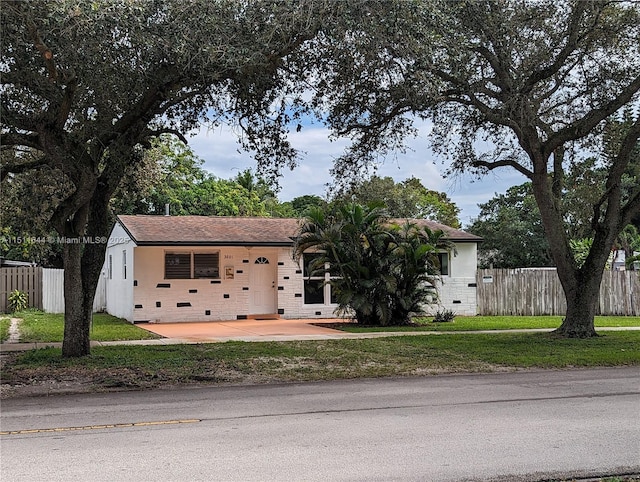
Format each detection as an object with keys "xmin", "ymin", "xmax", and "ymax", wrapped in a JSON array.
[
  {"xmin": 598, "ymin": 271, "xmax": 640, "ymax": 316},
  {"xmin": 1, "ymin": 267, "xmax": 106, "ymax": 314},
  {"xmin": 0, "ymin": 267, "xmax": 43, "ymax": 312},
  {"xmin": 477, "ymin": 268, "xmax": 640, "ymax": 316}
]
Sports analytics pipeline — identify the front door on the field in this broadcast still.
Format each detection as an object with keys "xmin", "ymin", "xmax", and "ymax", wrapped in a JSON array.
[{"xmin": 249, "ymin": 254, "xmax": 277, "ymax": 315}]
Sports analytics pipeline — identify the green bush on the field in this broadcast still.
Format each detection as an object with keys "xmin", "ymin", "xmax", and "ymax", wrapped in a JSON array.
[
  {"xmin": 8, "ymin": 290, "xmax": 29, "ymax": 313},
  {"xmin": 432, "ymin": 309, "xmax": 456, "ymax": 323}
]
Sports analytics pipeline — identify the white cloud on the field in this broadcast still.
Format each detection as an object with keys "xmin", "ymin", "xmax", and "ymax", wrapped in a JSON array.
[{"xmin": 187, "ymin": 120, "xmax": 526, "ymax": 227}]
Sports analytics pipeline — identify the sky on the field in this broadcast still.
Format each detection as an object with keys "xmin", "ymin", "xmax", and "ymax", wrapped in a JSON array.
[{"xmin": 188, "ymin": 120, "xmax": 528, "ymax": 228}]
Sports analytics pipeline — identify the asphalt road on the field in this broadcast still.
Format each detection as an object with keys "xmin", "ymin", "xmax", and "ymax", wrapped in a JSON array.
[{"xmin": 1, "ymin": 367, "xmax": 639, "ymax": 482}]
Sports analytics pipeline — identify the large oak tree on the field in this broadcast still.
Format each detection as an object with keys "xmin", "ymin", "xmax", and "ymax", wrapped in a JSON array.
[
  {"xmin": 306, "ymin": 0, "xmax": 640, "ymax": 337},
  {"xmin": 1, "ymin": 0, "xmax": 335, "ymax": 356}
]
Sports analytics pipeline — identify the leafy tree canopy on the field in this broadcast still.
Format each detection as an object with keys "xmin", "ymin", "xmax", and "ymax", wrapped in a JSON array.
[
  {"xmin": 332, "ymin": 176, "xmax": 461, "ymax": 228},
  {"xmin": 113, "ymin": 136, "xmax": 269, "ymax": 217},
  {"xmin": 468, "ymin": 183, "xmax": 552, "ymax": 269}
]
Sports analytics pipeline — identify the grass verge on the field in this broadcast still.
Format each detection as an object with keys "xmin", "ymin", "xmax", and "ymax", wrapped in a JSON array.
[
  {"xmin": 337, "ymin": 316, "xmax": 640, "ymax": 332},
  {"xmin": 14, "ymin": 310, "xmax": 161, "ymax": 342},
  {"xmin": 0, "ymin": 317, "xmax": 11, "ymax": 342},
  {"xmin": 2, "ymin": 331, "xmax": 638, "ymax": 396}
]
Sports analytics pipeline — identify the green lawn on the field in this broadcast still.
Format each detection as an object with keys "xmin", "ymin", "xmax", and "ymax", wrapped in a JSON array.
[
  {"xmin": 14, "ymin": 310, "xmax": 161, "ymax": 342},
  {"xmin": 337, "ymin": 315, "xmax": 640, "ymax": 332},
  {"xmin": 0, "ymin": 317, "xmax": 11, "ymax": 343},
  {"xmin": 3, "ymin": 331, "xmax": 639, "ymax": 393}
]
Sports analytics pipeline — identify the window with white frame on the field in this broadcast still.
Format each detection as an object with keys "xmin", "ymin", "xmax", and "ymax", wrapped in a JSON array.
[
  {"xmin": 122, "ymin": 250, "xmax": 127, "ymax": 279},
  {"xmin": 165, "ymin": 251, "xmax": 220, "ymax": 279},
  {"xmin": 302, "ymin": 253, "xmax": 336, "ymax": 305},
  {"xmin": 108, "ymin": 255, "xmax": 113, "ymax": 280}
]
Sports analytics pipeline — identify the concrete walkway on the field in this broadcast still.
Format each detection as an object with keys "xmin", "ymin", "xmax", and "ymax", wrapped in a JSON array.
[{"xmin": 1, "ymin": 318, "xmax": 639, "ymax": 352}]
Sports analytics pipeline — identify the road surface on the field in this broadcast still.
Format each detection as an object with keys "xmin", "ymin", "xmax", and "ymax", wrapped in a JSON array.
[{"xmin": 1, "ymin": 367, "xmax": 639, "ymax": 481}]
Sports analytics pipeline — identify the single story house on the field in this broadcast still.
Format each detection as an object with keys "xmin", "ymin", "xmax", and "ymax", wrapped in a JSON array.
[{"xmin": 104, "ymin": 215, "xmax": 481, "ymax": 323}]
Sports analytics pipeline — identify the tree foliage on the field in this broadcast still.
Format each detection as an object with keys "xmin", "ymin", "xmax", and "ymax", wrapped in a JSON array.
[
  {"xmin": 332, "ymin": 176, "xmax": 460, "ymax": 227},
  {"xmin": 468, "ymin": 183, "xmax": 552, "ymax": 269},
  {"xmin": 112, "ymin": 136, "xmax": 269, "ymax": 216},
  {"xmin": 1, "ymin": 149, "xmax": 66, "ymax": 267},
  {"xmin": 469, "ymin": 146, "xmax": 640, "ymax": 269},
  {"xmin": 294, "ymin": 203, "xmax": 449, "ymax": 325}
]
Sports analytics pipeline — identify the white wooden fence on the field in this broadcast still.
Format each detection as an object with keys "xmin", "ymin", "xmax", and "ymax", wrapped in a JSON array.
[
  {"xmin": 477, "ymin": 268, "xmax": 640, "ymax": 316},
  {"xmin": 1, "ymin": 267, "xmax": 106, "ymax": 313}
]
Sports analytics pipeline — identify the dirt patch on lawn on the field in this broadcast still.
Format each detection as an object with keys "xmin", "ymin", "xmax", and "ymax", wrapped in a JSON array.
[{"xmin": 0, "ymin": 349, "xmax": 496, "ymax": 399}]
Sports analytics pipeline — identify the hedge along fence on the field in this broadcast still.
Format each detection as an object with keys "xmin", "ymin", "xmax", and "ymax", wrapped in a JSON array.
[
  {"xmin": 1, "ymin": 267, "xmax": 106, "ymax": 314},
  {"xmin": 477, "ymin": 268, "xmax": 640, "ymax": 316}
]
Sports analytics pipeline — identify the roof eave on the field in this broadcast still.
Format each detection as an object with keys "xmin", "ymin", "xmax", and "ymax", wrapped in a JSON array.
[{"xmin": 134, "ymin": 241, "xmax": 295, "ymax": 247}]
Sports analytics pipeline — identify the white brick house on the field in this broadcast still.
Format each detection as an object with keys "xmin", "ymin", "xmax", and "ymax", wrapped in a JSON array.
[{"xmin": 104, "ymin": 215, "xmax": 481, "ymax": 323}]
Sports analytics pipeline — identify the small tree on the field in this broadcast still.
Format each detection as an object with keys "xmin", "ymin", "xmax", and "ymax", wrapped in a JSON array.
[{"xmin": 294, "ymin": 202, "xmax": 448, "ymax": 325}]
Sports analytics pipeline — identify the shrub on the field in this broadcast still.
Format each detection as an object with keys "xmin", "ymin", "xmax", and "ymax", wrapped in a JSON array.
[
  {"xmin": 8, "ymin": 289, "xmax": 29, "ymax": 313},
  {"xmin": 432, "ymin": 309, "xmax": 456, "ymax": 323}
]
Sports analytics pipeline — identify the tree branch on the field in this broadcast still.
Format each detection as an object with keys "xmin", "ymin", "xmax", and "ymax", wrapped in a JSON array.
[
  {"xmin": 26, "ymin": 16, "xmax": 58, "ymax": 81},
  {"xmin": 0, "ymin": 155, "xmax": 50, "ymax": 181},
  {"xmin": 472, "ymin": 158, "xmax": 534, "ymax": 179},
  {"xmin": 1, "ymin": 103, "xmax": 39, "ymax": 134},
  {"xmin": 1, "ymin": 132, "xmax": 41, "ymax": 150},
  {"xmin": 144, "ymin": 128, "xmax": 189, "ymax": 144},
  {"xmin": 524, "ymin": 2, "xmax": 590, "ymax": 91},
  {"xmin": 545, "ymin": 74, "xmax": 640, "ymax": 154},
  {"xmin": 95, "ymin": 72, "xmax": 185, "ymax": 149},
  {"xmin": 591, "ymin": 115, "xmax": 640, "ymax": 230},
  {"xmin": 622, "ymin": 190, "xmax": 640, "ymax": 227},
  {"xmin": 472, "ymin": 45, "xmax": 512, "ymax": 93},
  {"xmin": 552, "ymin": 146, "xmax": 565, "ymax": 201}
]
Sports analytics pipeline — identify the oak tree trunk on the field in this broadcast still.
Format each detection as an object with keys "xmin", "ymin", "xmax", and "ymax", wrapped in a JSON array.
[
  {"xmin": 60, "ymin": 186, "xmax": 113, "ymax": 358},
  {"xmin": 530, "ymin": 166, "xmax": 611, "ymax": 339},
  {"xmin": 555, "ymin": 271, "xmax": 601, "ymax": 338},
  {"xmin": 62, "ymin": 242, "xmax": 93, "ymax": 357}
]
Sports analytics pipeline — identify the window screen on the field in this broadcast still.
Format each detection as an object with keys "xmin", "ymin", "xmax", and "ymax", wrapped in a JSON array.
[
  {"xmin": 194, "ymin": 253, "xmax": 219, "ymax": 279},
  {"xmin": 165, "ymin": 253, "xmax": 191, "ymax": 279}
]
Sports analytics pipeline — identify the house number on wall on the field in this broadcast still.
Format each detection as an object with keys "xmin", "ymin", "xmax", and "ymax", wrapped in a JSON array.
[{"xmin": 224, "ymin": 254, "xmax": 233, "ymax": 260}]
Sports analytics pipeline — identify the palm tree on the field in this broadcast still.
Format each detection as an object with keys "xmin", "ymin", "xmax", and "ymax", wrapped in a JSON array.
[
  {"xmin": 294, "ymin": 202, "xmax": 450, "ymax": 325},
  {"xmin": 386, "ymin": 221, "xmax": 449, "ymax": 324}
]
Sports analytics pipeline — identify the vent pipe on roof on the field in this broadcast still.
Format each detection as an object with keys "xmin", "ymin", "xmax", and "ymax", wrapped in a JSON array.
[{"xmin": 165, "ymin": 203, "xmax": 170, "ymax": 216}]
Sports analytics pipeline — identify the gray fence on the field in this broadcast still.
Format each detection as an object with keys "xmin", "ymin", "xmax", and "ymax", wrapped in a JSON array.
[
  {"xmin": 1, "ymin": 267, "xmax": 106, "ymax": 314},
  {"xmin": 477, "ymin": 268, "xmax": 640, "ymax": 316}
]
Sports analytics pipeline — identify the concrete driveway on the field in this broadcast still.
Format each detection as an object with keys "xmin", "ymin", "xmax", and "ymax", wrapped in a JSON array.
[{"xmin": 136, "ymin": 318, "xmax": 349, "ymax": 342}]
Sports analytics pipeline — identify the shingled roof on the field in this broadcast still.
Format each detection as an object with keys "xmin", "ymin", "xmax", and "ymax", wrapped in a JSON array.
[
  {"xmin": 117, "ymin": 215, "xmax": 301, "ymax": 246},
  {"xmin": 117, "ymin": 215, "xmax": 481, "ymax": 246},
  {"xmin": 393, "ymin": 218, "xmax": 482, "ymax": 242}
]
